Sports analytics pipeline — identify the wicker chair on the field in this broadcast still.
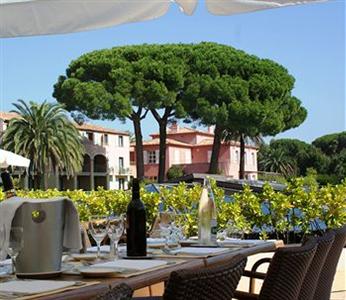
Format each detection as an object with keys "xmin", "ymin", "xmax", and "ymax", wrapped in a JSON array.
[
  {"xmin": 313, "ymin": 225, "xmax": 346, "ymax": 300},
  {"xmin": 298, "ymin": 231, "xmax": 335, "ymax": 300},
  {"xmin": 234, "ymin": 238, "xmax": 317, "ymax": 300},
  {"xmin": 135, "ymin": 255, "xmax": 247, "ymax": 300},
  {"xmin": 95, "ymin": 283, "xmax": 133, "ymax": 300}
]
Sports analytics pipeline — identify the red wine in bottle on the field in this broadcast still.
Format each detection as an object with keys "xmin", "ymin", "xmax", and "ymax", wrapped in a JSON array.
[
  {"xmin": 126, "ymin": 178, "xmax": 147, "ymax": 257},
  {"xmin": 1, "ymin": 171, "xmax": 17, "ymax": 199}
]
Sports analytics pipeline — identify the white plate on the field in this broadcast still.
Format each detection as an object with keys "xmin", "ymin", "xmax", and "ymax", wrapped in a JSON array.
[
  {"xmin": 71, "ymin": 253, "xmax": 98, "ymax": 261},
  {"xmin": 79, "ymin": 267, "xmax": 125, "ymax": 278}
]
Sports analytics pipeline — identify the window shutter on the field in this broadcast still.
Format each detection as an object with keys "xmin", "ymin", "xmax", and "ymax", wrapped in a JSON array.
[
  {"xmin": 155, "ymin": 150, "xmax": 159, "ymax": 164},
  {"xmin": 143, "ymin": 151, "xmax": 148, "ymax": 164}
]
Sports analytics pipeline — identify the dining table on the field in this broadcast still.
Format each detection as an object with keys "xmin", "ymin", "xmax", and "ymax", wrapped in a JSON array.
[{"xmin": 0, "ymin": 240, "xmax": 283, "ymax": 300}]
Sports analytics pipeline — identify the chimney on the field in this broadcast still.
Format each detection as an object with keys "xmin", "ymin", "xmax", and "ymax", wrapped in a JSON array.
[
  {"xmin": 208, "ymin": 126, "xmax": 215, "ymax": 134},
  {"xmin": 170, "ymin": 121, "xmax": 179, "ymax": 133}
]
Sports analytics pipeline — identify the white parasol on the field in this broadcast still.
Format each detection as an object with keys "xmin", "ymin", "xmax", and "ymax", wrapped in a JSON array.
[
  {"xmin": 0, "ymin": 0, "xmax": 326, "ymax": 38},
  {"xmin": 0, "ymin": 149, "xmax": 30, "ymax": 168}
]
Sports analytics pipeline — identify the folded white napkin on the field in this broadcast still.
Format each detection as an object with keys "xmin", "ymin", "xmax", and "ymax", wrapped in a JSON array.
[
  {"xmin": 92, "ymin": 259, "xmax": 167, "ymax": 271},
  {"xmin": 170, "ymin": 247, "xmax": 229, "ymax": 256},
  {"xmin": 0, "ymin": 197, "xmax": 82, "ymax": 260},
  {"xmin": 0, "ymin": 280, "xmax": 76, "ymax": 294}
]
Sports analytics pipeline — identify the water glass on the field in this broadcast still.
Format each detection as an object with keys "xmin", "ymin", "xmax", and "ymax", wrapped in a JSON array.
[
  {"xmin": 88, "ymin": 216, "xmax": 109, "ymax": 259},
  {"xmin": 107, "ymin": 215, "xmax": 124, "ymax": 259},
  {"xmin": 7, "ymin": 227, "xmax": 23, "ymax": 275}
]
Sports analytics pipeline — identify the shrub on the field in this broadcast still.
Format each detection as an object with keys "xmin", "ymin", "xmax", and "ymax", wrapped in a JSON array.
[
  {"xmin": 0, "ymin": 179, "xmax": 345, "ymax": 242},
  {"xmin": 166, "ymin": 165, "xmax": 185, "ymax": 180}
]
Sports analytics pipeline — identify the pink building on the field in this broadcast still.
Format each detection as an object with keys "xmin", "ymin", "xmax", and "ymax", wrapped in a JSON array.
[{"xmin": 130, "ymin": 123, "xmax": 258, "ymax": 181}]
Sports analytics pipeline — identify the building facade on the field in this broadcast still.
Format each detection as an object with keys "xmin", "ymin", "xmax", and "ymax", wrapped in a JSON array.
[
  {"xmin": 131, "ymin": 123, "xmax": 258, "ymax": 180},
  {"xmin": 0, "ymin": 112, "xmax": 131, "ymax": 190}
]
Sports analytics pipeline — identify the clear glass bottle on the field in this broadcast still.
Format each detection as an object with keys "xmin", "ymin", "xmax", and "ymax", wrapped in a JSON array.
[{"xmin": 198, "ymin": 177, "xmax": 217, "ymax": 245}]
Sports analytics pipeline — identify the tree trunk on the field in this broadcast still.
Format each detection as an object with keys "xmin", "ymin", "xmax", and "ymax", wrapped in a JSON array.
[
  {"xmin": 239, "ymin": 134, "xmax": 246, "ymax": 179},
  {"xmin": 157, "ymin": 118, "xmax": 168, "ymax": 183},
  {"xmin": 132, "ymin": 116, "xmax": 144, "ymax": 180},
  {"xmin": 34, "ymin": 173, "xmax": 41, "ymax": 190},
  {"xmin": 151, "ymin": 108, "xmax": 172, "ymax": 183},
  {"xmin": 208, "ymin": 124, "xmax": 223, "ymax": 174}
]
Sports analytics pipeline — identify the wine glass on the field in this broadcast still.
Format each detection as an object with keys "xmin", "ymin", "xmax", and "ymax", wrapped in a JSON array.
[
  {"xmin": 107, "ymin": 215, "xmax": 124, "ymax": 259},
  {"xmin": 158, "ymin": 212, "xmax": 175, "ymax": 250},
  {"xmin": 88, "ymin": 216, "xmax": 109, "ymax": 259},
  {"xmin": 7, "ymin": 227, "xmax": 23, "ymax": 275}
]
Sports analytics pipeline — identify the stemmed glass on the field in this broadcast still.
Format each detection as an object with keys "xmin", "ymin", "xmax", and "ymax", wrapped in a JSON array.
[
  {"xmin": 158, "ymin": 211, "xmax": 175, "ymax": 250},
  {"xmin": 7, "ymin": 227, "xmax": 23, "ymax": 275},
  {"xmin": 88, "ymin": 216, "xmax": 110, "ymax": 259},
  {"xmin": 107, "ymin": 215, "xmax": 124, "ymax": 259}
]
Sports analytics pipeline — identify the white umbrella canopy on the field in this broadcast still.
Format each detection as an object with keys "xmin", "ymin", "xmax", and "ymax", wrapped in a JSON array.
[
  {"xmin": 0, "ymin": 0, "xmax": 326, "ymax": 38},
  {"xmin": 0, "ymin": 149, "xmax": 30, "ymax": 168}
]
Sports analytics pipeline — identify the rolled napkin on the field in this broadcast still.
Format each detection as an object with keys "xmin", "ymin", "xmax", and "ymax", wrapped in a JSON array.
[
  {"xmin": 0, "ymin": 197, "xmax": 82, "ymax": 260},
  {"xmin": 0, "ymin": 280, "xmax": 76, "ymax": 295}
]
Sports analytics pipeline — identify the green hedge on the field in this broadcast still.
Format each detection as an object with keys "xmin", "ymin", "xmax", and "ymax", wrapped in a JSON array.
[{"xmin": 0, "ymin": 179, "xmax": 345, "ymax": 240}]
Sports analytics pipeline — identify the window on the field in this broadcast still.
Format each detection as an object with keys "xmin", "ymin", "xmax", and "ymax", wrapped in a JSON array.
[
  {"xmin": 251, "ymin": 153, "xmax": 256, "ymax": 165},
  {"xmin": 207, "ymin": 150, "xmax": 212, "ymax": 163},
  {"xmin": 119, "ymin": 157, "xmax": 124, "ymax": 168},
  {"xmin": 118, "ymin": 136, "xmax": 124, "ymax": 147},
  {"xmin": 235, "ymin": 150, "xmax": 239, "ymax": 163},
  {"xmin": 148, "ymin": 151, "xmax": 157, "ymax": 164},
  {"xmin": 103, "ymin": 134, "xmax": 108, "ymax": 145},
  {"xmin": 87, "ymin": 132, "xmax": 94, "ymax": 143},
  {"xmin": 244, "ymin": 151, "xmax": 247, "ymax": 165},
  {"xmin": 118, "ymin": 178, "xmax": 125, "ymax": 190}
]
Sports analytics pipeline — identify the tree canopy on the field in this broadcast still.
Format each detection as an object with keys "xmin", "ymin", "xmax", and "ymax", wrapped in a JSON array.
[
  {"xmin": 2, "ymin": 100, "xmax": 85, "ymax": 189},
  {"xmin": 183, "ymin": 43, "xmax": 307, "ymax": 177}
]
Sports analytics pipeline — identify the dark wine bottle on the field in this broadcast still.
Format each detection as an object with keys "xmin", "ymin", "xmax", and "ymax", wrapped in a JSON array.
[
  {"xmin": 1, "ymin": 171, "xmax": 17, "ymax": 199},
  {"xmin": 126, "ymin": 178, "xmax": 147, "ymax": 257}
]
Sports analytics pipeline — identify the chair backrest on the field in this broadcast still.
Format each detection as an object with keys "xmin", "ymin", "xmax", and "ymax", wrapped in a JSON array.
[
  {"xmin": 163, "ymin": 255, "xmax": 247, "ymax": 300},
  {"xmin": 95, "ymin": 283, "xmax": 133, "ymax": 300},
  {"xmin": 259, "ymin": 238, "xmax": 317, "ymax": 300},
  {"xmin": 298, "ymin": 231, "xmax": 335, "ymax": 300},
  {"xmin": 313, "ymin": 225, "xmax": 346, "ymax": 300}
]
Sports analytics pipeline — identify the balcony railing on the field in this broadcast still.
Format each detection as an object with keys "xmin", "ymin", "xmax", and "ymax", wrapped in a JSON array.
[{"xmin": 117, "ymin": 167, "xmax": 130, "ymax": 175}]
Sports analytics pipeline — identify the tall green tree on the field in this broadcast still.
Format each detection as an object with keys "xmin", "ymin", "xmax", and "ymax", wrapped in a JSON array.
[
  {"xmin": 258, "ymin": 146, "xmax": 296, "ymax": 177},
  {"xmin": 2, "ymin": 100, "xmax": 84, "ymax": 189},
  {"xmin": 53, "ymin": 45, "xmax": 191, "ymax": 182},
  {"xmin": 183, "ymin": 43, "xmax": 307, "ymax": 178},
  {"xmin": 53, "ymin": 46, "xmax": 150, "ymax": 179}
]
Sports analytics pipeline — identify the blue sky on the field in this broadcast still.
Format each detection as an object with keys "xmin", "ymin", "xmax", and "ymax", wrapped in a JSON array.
[{"xmin": 0, "ymin": 0, "xmax": 345, "ymax": 142}]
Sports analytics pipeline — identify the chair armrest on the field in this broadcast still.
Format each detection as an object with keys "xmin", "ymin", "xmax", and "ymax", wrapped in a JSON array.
[
  {"xmin": 243, "ymin": 270, "xmax": 266, "ymax": 280},
  {"xmin": 244, "ymin": 257, "xmax": 272, "ymax": 293},
  {"xmin": 233, "ymin": 290, "xmax": 259, "ymax": 300}
]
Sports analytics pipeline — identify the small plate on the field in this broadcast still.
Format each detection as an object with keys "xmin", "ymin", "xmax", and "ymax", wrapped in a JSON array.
[
  {"xmin": 16, "ymin": 270, "xmax": 62, "ymax": 279},
  {"xmin": 71, "ymin": 253, "xmax": 98, "ymax": 261},
  {"xmin": 80, "ymin": 267, "xmax": 124, "ymax": 278}
]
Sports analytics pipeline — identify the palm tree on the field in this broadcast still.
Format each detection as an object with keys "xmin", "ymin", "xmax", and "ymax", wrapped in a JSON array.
[
  {"xmin": 2, "ymin": 100, "xmax": 85, "ymax": 189},
  {"xmin": 259, "ymin": 148, "xmax": 296, "ymax": 178},
  {"xmin": 223, "ymin": 130, "xmax": 264, "ymax": 179}
]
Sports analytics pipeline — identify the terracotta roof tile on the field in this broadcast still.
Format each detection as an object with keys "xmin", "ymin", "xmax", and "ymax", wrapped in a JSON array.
[
  {"xmin": 143, "ymin": 138, "xmax": 192, "ymax": 147},
  {"xmin": 75, "ymin": 123, "xmax": 129, "ymax": 135},
  {"xmin": 150, "ymin": 127, "xmax": 214, "ymax": 137},
  {"xmin": 0, "ymin": 112, "xmax": 20, "ymax": 120}
]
